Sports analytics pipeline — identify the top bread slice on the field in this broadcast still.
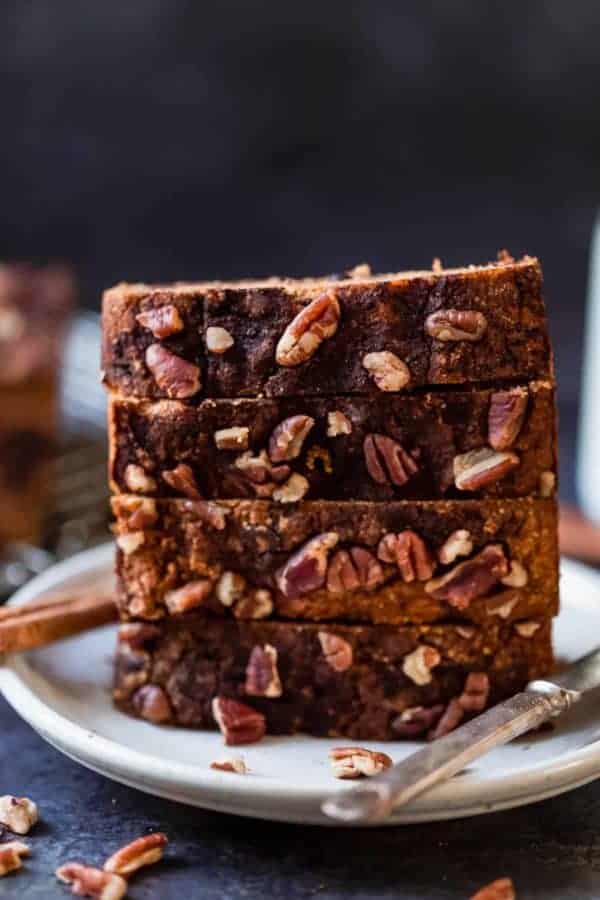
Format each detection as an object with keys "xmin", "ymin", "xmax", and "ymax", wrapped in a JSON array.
[{"xmin": 102, "ymin": 256, "xmax": 552, "ymax": 401}]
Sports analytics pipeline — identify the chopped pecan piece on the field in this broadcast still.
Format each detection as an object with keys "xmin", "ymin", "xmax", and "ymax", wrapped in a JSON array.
[
  {"xmin": 326, "ymin": 547, "xmax": 384, "ymax": 593},
  {"xmin": 318, "ymin": 631, "xmax": 353, "ymax": 671},
  {"xmin": 233, "ymin": 589, "xmax": 274, "ymax": 619},
  {"xmin": 210, "ymin": 756, "xmax": 248, "ymax": 774},
  {"xmin": 362, "ymin": 351, "xmax": 410, "ymax": 391},
  {"xmin": 272, "ymin": 473, "xmax": 310, "ymax": 503},
  {"xmin": 488, "ymin": 388, "xmax": 528, "ymax": 450},
  {"xmin": 425, "ymin": 544, "xmax": 508, "ymax": 609},
  {"xmin": 145, "ymin": 344, "xmax": 201, "ymax": 398},
  {"xmin": 116, "ymin": 532, "xmax": 144, "ymax": 555},
  {"xmin": 0, "ymin": 796, "xmax": 38, "ymax": 835},
  {"xmin": 206, "ymin": 325, "xmax": 234, "ymax": 353},
  {"xmin": 470, "ymin": 878, "xmax": 515, "ymax": 900},
  {"xmin": 183, "ymin": 500, "xmax": 229, "ymax": 530},
  {"xmin": 234, "ymin": 450, "xmax": 290, "ymax": 494},
  {"xmin": 437, "ymin": 529, "xmax": 473, "ymax": 565},
  {"xmin": 402, "ymin": 645, "xmax": 441, "ymax": 686},
  {"xmin": 485, "ymin": 591, "xmax": 519, "ymax": 619},
  {"xmin": 212, "ymin": 697, "xmax": 266, "ymax": 745},
  {"xmin": 165, "ymin": 579, "xmax": 212, "ymax": 614},
  {"xmin": 305, "ymin": 444, "xmax": 332, "ymax": 473},
  {"xmin": 329, "ymin": 747, "xmax": 392, "ymax": 779},
  {"xmin": 377, "ymin": 530, "xmax": 436, "ymax": 582},
  {"xmin": 275, "ymin": 292, "xmax": 340, "ymax": 366},
  {"xmin": 425, "ymin": 309, "xmax": 487, "ymax": 341},
  {"xmin": 104, "ymin": 833, "xmax": 168, "ymax": 877},
  {"xmin": 56, "ymin": 863, "xmax": 127, "ymax": 899},
  {"xmin": 162, "ymin": 463, "xmax": 202, "ymax": 498},
  {"xmin": 501, "ymin": 560, "xmax": 528, "ymax": 588},
  {"xmin": 132, "ymin": 684, "xmax": 172, "ymax": 724},
  {"xmin": 0, "ymin": 841, "xmax": 29, "ymax": 877},
  {"xmin": 245, "ymin": 644, "xmax": 283, "ymax": 697},
  {"xmin": 539, "ymin": 470, "xmax": 556, "ymax": 497},
  {"xmin": 116, "ymin": 496, "xmax": 158, "ymax": 529},
  {"xmin": 214, "ymin": 426, "xmax": 250, "ymax": 451},
  {"xmin": 364, "ymin": 434, "xmax": 418, "ymax": 486},
  {"xmin": 392, "ymin": 705, "xmax": 445, "ymax": 738},
  {"xmin": 514, "ymin": 621, "xmax": 541, "ymax": 637},
  {"xmin": 276, "ymin": 532, "xmax": 339, "ymax": 598},
  {"xmin": 454, "ymin": 447, "xmax": 519, "ymax": 491},
  {"xmin": 123, "ymin": 463, "xmax": 156, "ymax": 494},
  {"xmin": 216, "ymin": 571, "xmax": 246, "ymax": 607},
  {"xmin": 136, "ymin": 305, "xmax": 183, "ymax": 338},
  {"xmin": 327, "ymin": 410, "xmax": 352, "ymax": 436},
  {"xmin": 268, "ymin": 415, "xmax": 315, "ymax": 462}
]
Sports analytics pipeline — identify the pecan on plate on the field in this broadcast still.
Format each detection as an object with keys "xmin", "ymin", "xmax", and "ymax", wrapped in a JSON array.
[
  {"xmin": 210, "ymin": 756, "xmax": 248, "ymax": 774},
  {"xmin": 488, "ymin": 388, "xmax": 528, "ymax": 450},
  {"xmin": 104, "ymin": 833, "xmax": 168, "ymax": 877},
  {"xmin": 377, "ymin": 530, "xmax": 436, "ymax": 582},
  {"xmin": 362, "ymin": 351, "xmax": 410, "ymax": 392},
  {"xmin": 276, "ymin": 532, "xmax": 339, "ymax": 598},
  {"xmin": 212, "ymin": 697, "xmax": 266, "ymax": 745},
  {"xmin": 275, "ymin": 291, "xmax": 340, "ymax": 366},
  {"xmin": 145, "ymin": 344, "xmax": 201, "ymax": 398},
  {"xmin": 329, "ymin": 747, "xmax": 392, "ymax": 779},
  {"xmin": 136, "ymin": 304, "xmax": 183, "ymax": 339},
  {"xmin": 318, "ymin": 631, "xmax": 353, "ymax": 672},
  {"xmin": 0, "ymin": 842, "xmax": 29, "ymax": 877},
  {"xmin": 326, "ymin": 547, "xmax": 384, "ymax": 593},
  {"xmin": 0, "ymin": 796, "xmax": 38, "ymax": 835},
  {"xmin": 402, "ymin": 645, "xmax": 441, "ymax": 686},
  {"xmin": 425, "ymin": 544, "xmax": 509, "ymax": 609},
  {"xmin": 425, "ymin": 309, "xmax": 487, "ymax": 342},
  {"xmin": 245, "ymin": 644, "xmax": 283, "ymax": 698},
  {"xmin": 268, "ymin": 415, "xmax": 315, "ymax": 462},
  {"xmin": 56, "ymin": 863, "xmax": 127, "ymax": 899},
  {"xmin": 206, "ymin": 325, "xmax": 234, "ymax": 354},
  {"xmin": 363, "ymin": 434, "xmax": 418, "ymax": 487},
  {"xmin": 469, "ymin": 877, "xmax": 516, "ymax": 900},
  {"xmin": 454, "ymin": 447, "xmax": 519, "ymax": 491}
]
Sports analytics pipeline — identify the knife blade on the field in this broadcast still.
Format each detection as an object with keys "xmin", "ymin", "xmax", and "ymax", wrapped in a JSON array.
[{"xmin": 321, "ymin": 649, "xmax": 599, "ymax": 823}]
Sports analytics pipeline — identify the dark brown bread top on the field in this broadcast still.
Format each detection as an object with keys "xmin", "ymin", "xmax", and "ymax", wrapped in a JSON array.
[
  {"xmin": 112, "ymin": 495, "xmax": 558, "ymax": 625},
  {"xmin": 113, "ymin": 614, "xmax": 553, "ymax": 739},
  {"xmin": 108, "ymin": 381, "xmax": 556, "ymax": 502},
  {"xmin": 102, "ymin": 257, "xmax": 552, "ymax": 399}
]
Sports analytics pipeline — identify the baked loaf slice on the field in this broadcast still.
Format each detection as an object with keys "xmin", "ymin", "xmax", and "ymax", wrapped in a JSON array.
[
  {"xmin": 113, "ymin": 614, "xmax": 553, "ymax": 740},
  {"xmin": 112, "ymin": 496, "xmax": 558, "ymax": 625},
  {"xmin": 102, "ymin": 257, "xmax": 551, "ymax": 401},
  {"xmin": 109, "ymin": 382, "xmax": 556, "ymax": 502}
]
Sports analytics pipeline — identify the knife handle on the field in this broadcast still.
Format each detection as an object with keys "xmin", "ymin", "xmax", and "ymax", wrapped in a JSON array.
[{"xmin": 322, "ymin": 681, "xmax": 580, "ymax": 823}]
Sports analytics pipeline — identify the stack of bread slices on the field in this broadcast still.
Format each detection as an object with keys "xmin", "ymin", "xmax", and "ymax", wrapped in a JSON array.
[{"xmin": 103, "ymin": 255, "xmax": 558, "ymax": 744}]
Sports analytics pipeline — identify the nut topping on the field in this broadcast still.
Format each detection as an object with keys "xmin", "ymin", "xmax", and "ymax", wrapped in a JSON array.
[
  {"xmin": 206, "ymin": 325, "xmax": 234, "ymax": 354},
  {"xmin": 500, "ymin": 560, "xmax": 528, "ymax": 588},
  {"xmin": 470, "ymin": 878, "xmax": 516, "ymax": 900},
  {"xmin": 514, "ymin": 621, "xmax": 541, "ymax": 637},
  {"xmin": 318, "ymin": 631, "xmax": 353, "ymax": 671},
  {"xmin": 438, "ymin": 529, "xmax": 473, "ymax": 565},
  {"xmin": 327, "ymin": 410, "xmax": 352, "ymax": 436},
  {"xmin": 104, "ymin": 833, "xmax": 168, "ymax": 877},
  {"xmin": 118, "ymin": 497, "xmax": 158, "ymax": 529},
  {"xmin": 363, "ymin": 434, "xmax": 418, "ymax": 486},
  {"xmin": 377, "ymin": 530, "xmax": 436, "ymax": 582},
  {"xmin": 145, "ymin": 344, "xmax": 201, "ymax": 398},
  {"xmin": 402, "ymin": 645, "xmax": 441, "ymax": 686},
  {"xmin": 268, "ymin": 415, "xmax": 315, "ymax": 462},
  {"xmin": 136, "ymin": 304, "xmax": 183, "ymax": 338},
  {"xmin": 392, "ymin": 705, "xmax": 445, "ymax": 738},
  {"xmin": 453, "ymin": 447, "xmax": 519, "ymax": 491},
  {"xmin": 165, "ymin": 579, "xmax": 213, "ymax": 614},
  {"xmin": 212, "ymin": 696, "xmax": 266, "ymax": 745},
  {"xmin": 245, "ymin": 644, "xmax": 283, "ymax": 697},
  {"xmin": 362, "ymin": 351, "xmax": 410, "ymax": 392},
  {"xmin": 277, "ymin": 532, "xmax": 339, "ymax": 598},
  {"xmin": 485, "ymin": 591, "xmax": 519, "ymax": 619},
  {"xmin": 184, "ymin": 499, "xmax": 229, "ymax": 530},
  {"xmin": 216, "ymin": 571, "xmax": 247, "ymax": 607},
  {"xmin": 0, "ymin": 841, "xmax": 30, "ymax": 877},
  {"xmin": 214, "ymin": 426, "xmax": 250, "ymax": 451},
  {"xmin": 116, "ymin": 532, "xmax": 144, "ymax": 555},
  {"xmin": 272, "ymin": 473, "xmax": 310, "ymax": 503},
  {"xmin": 329, "ymin": 747, "xmax": 392, "ymax": 779},
  {"xmin": 458, "ymin": 672, "xmax": 490, "ymax": 712},
  {"xmin": 539, "ymin": 470, "xmax": 556, "ymax": 497},
  {"xmin": 56, "ymin": 863, "xmax": 127, "ymax": 899},
  {"xmin": 275, "ymin": 291, "xmax": 340, "ymax": 366},
  {"xmin": 425, "ymin": 309, "xmax": 487, "ymax": 342},
  {"xmin": 132, "ymin": 684, "xmax": 172, "ymax": 724},
  {"xmin": 162, "ymin": 463, "xmax": 202, "ymax": 498},
  {"xmin": 118, "ymin": 623, "xmax": 161, "ymax": 649},
  {"xmin": 488, "ymin": 388, "xmax": 528, "ymax": 450},
  {"xmin": 124, "ymin": 463, "xmax": 157, "ymax": 494},
  {"xmin": 232, "ymin": 588, "xmax": 274, "ymax": 619},
  {"xmin": 234, "ymin": 450, "xmax": 290, "ymax": 494},
  {"xmin": 0, "ymin": 796, "xmax": 38, "ymax": 835},
  {"xmin": 425, "ymin": 544, "xmax": 509, "ymax": 609},
  {"xmin": 210, "ymin": 756, "xmax": 248, "ymax": 774},
  {"xmin": 326, "ymin": 547, "xmax": 384, "ymax": 593}
]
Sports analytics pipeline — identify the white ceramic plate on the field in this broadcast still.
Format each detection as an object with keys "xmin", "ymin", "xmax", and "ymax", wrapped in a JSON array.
[{"xmin": 2, "ymin": 544, "xmax": 600, "ymax": 826}]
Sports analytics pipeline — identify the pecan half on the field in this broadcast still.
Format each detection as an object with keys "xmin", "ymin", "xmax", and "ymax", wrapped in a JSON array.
[
  {"xmin": 145, "ymin": 344, "xmax": 201, "ymax": 398},
  {"xmin": 425, "ymin": 309, "xmax": 487, "ymax": 341},
  {"xmin": 216, "ymin": 571, "xmax": 246, "ymax": 607},
  {"xmin": 488, "ymin": 388, "xmax": 528, "ymax": 450},
  {"xmin": 210, "ymin": 756, "xmax": 248, "ymax": 774},
  {"xmin": 275, "ymin": 292, "xmax": 340, "ymax": 366},
  {"xmin": 276, "ymin": 532, "xmax": 339, "ymax": 598},
  {"xmin": 362, "ymin": 351, "xmax": 410, "ymax": 391},
  {"xmin": 132, "ymin": 684, "xmax": 172, "ymax": 724},
  {"xmin": 470, "ymin": 878, "xmax": 516, "ymax": 900},
  {"xmin": 402, "ymin": 645, "xmax": 441, "ymax": 686},
  {"xmin": 165, "ymin": 579, "xmax": 213, "ymax": 614},
  {"xmin": 0, "ymin": 841, "xmax": 29, "ymax": 877},
  {"xmin": 268, "ymin": 415, "xmax": 315, "ymax": 462},
  {"xmin": 162, "ymin": 463, "xmax": 202, "ymax": 498},
  {"xmin": 326, "ymin": 547, "xmax": 384, "ymax": 593},
  {"xmin": 318, "ymin": 631, "xmax": 353, "ymax": 671},
  {"xmin": 206, "ymin": 325, "xmax": 234, "ymax": 353},
  {"xmin": 124, "ymin": 463, "xmax": 157, "ymax": 494},
  {"xmin": 392, "ymin": 705, "xmax": 445, "ymax": 738},
  {"xmin": 214, "ymin": 426, "xmax": 250, "ymax": 451},
  {"xmin": 501, "ymin": 560, "xmax": 528, "ymax": 588},
  {"xmin": 136, "ymin": 305, "xmax": 183, "ymax": 338},
  {"xmin": 329, "ymin": 747, "xmax": 392, "ymax": 779},
  {"xmin": 454, "ymin": 447, "xmax": 519, "ymax": 491},
  {"xmin": 272, "ymin": 473, "xmax": 310, "ymax": 503},
  {"xmin": 104, "ymin": 833, "xmax": 168, "ymax": 877},
  {"xmin": 245, "ymin": 644, "xmax": 283, "ymax": 697},
  {"xmin": 233, "ymin": 589, "xmax": 274, "ymax": 619},
  {"xmin": 364, "ymin": 434, "xmax": 418, "ymax": 486},
  {"xmin": 377, "ymin": 530, "xmax": 436, "ymax": 582},
  {"xmin": 56, "ymin": 863, "xmax": 127, "ymax": 899},
  {"xmin": 116, "ymin": 532, "xmax": 144, "ymax": 555},
  {"xmin": 437, "ymin": 529, "xmax": 473, "ymax": 565},
  {"xmin": 0, "ymin": 796, "xmax": 38, "ymax": 835},
  {"xmin": 212, "ymin": 696, "xmax": 266, "ymax": 745},
  {"xmin": 425, "ymin": 544, "xmax": 509, "ymax": 609},
  {"xmin": 327, "ymin": 410, "xmax": 352, "ymax": 436}
]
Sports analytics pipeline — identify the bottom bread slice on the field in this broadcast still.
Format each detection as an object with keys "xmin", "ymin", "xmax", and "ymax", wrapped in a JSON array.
[{"xmin": 113, "ymin": 614, "xmax": 553, "ymax": 741}]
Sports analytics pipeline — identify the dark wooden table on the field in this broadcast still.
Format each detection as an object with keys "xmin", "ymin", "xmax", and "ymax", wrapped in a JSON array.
[{"xmin": 2, "ymin": 423, "xmax": 599, "ymax": 900}]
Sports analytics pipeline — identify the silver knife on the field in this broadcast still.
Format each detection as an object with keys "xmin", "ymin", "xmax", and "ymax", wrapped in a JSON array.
[{"xmin": 321, "ymin": 648, "xmax": 600, "ymax": 823}]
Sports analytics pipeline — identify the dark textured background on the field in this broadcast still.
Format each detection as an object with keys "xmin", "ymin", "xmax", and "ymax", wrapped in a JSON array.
[{"xmin": 2, "ymin": 2, "xmax": 600, "ymax": 896}]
